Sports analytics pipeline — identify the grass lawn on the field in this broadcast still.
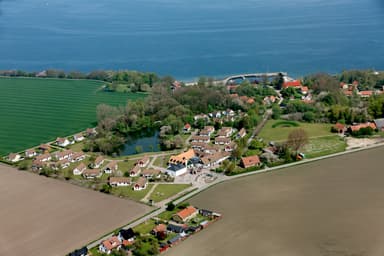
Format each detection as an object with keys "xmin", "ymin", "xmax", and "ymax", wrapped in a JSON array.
[
  {"xmin": 117, "ymin": 160, "xmax": 136, "ymax": 172},
  {"xmin": 153, "ymin": 155, "xmax": 170, "ymax": 168},
  {"xmin": 68, "ymin": 142, "xmax": 85, "ymax": 152},
  {"xmin": 148, "ymin": 184, "xmax": 191, "ymax": 203},
  {"xmin": 0, "ymin": 77, "xmax": 146, "ymax": 156},
  {"xmin": 133, "ymin": 219, "xmax": 156, "ymax": 234},
  {"xmin": 111, "ymin": 184, "xmax": 153, "ymax": 201},
  {"xmin": 258, "ymin": 119, "xmax": 333, "ymax": 142},
  {"xmin": 302, "ymin": 136, "xmax": 347, "ymax": 158}
]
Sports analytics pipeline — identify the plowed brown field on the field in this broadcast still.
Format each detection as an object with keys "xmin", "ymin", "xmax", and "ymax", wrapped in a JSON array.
[
  {"xmin": 167, "ymin": 146, "xmax": 384, "ymax": 256},
  {"xmin": 0, "ymin": 164, "xmax": 150, "ymax": 256}
]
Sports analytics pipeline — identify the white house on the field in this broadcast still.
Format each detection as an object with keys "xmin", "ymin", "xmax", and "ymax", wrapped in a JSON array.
[
  {"xmin": 71, "ymin": 151, "xmax": 86, "ymax": 162},
  {"xmin": 53, "ymin": 150, "xmax": 73, "ymax": 161},
  {"xmin": 99, "ymin": 236, "xmax": 121, "ymax": 254},
  {"xmin": 133, "ymin": 177, "xmax": 147, "ymax": 191},
  {"xmin": 109, "ymin": 177, "xmax": 131, "ymax": 187},
  {"xmin": 82, "ymin": 169, "xmax": 102, "ymax": 179},
  {"xmin": 94, "ymin": 156, "xmax": 104, "ymax": 168},
  {"xmin": 8, "ymin": 153, "xmax": 21, "ymax": 163},
  {"xmin": 35, "ymin": 153, "xmax": 51, "ymax": 162},
  {"xmin": 25, "ymin": 149, "xmax": 37, "ymax": 158},
  {"xmin": 56, "ymin": 137, "xmax": 71, "ymax": 147},
  {"xmin": 136, "ymin": 156, "xmax": 149, "ymax": 168},
  {"xmin": 73, "ymin": 133, "xmax": 85, "ymax": 142},
  {"xmin": 73, "ymin": 163, "xmax": 87, "ymax": 175},
  {"xmin": 103, "ymin": 160, "xmax": 118, "ymax": 174},
  {"xmin": 167, "ymin": 164, "xmax": 188, "ymax": 177}
]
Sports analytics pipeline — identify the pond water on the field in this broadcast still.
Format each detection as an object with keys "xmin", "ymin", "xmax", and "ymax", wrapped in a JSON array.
[{"xmin": 120, "ymin": 129, "xmax": 161, "ymax": 156}]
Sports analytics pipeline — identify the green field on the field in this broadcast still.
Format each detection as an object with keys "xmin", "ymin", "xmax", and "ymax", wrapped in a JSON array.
[
  {"xmin": 302, "ymin": 136, "xmax": 347, "ymax": 158},
  {"xmin": 258, "ymin": 120, "xmax": 333, "ymax": 142},
  {"xmin": 0, "ymin": 77, "xmax": 146, "ymax": 156},
  {"xmin": 149, "ymin": 184, "xmax": 191, "ymax": 203}
]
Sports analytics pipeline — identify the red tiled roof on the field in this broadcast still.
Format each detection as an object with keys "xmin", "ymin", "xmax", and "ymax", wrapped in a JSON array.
[
  {"xmin": 176, "ymin": 206, "xmax": 197, "ymax": 221},
  {"xmin": 241, "ymin": 155, "xmax": 261, "ymax": 168},
  {"xmin": 102, "ymin": 236, "xmax": 121, "ymax": 251},
  {"xmin": 350, "ymin": 122, "xmax": 376, "ymax": 132},
  {"xmin": 283, "ymin": 80, "xmax": 302, "ymax": 88}
]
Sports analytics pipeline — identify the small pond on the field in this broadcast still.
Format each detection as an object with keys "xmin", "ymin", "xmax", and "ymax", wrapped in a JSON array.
[{"xmin": 120, "ymin": 129, "xmax": 161, "ymax": 156}]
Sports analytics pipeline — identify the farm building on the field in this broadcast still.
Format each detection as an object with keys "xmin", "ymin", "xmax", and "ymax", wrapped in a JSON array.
[{"xmin": 173, "ymin": 206, "xmax": 198, "ymax": 223}]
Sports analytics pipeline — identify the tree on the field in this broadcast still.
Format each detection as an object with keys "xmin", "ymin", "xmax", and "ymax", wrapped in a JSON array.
[
  {"xmin": 166, "ymin": 202, "xmax": 176, "ymax": 211},
  {"xmin": 286, "ymin": 128, "xmax": 309, "ymax": 153}
]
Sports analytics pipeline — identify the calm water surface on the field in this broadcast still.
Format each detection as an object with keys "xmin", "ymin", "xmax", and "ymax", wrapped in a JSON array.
[{"xmin": 0, "ymin": 0, "xmax": 383, "ymax": 80}]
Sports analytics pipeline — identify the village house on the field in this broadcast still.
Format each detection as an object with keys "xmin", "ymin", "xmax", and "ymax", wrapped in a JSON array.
[
  {"xmin": 136, "ymin": 156, "xmax": 150, "ymax": 168},
  {"xmin": 152, "ymin": 223, "xmax": 167, "ymax": 238},
  {"xmin": 86, "ymin": 128, "xmax": 97, "ymax": 137},
  {"xmin": 214, "ymin": 137, "xmax": 231, "ymax": 145},
  {"xmin": 133, "ymin": 177, "xmax": 147, "ymax": 191},
  {"xmin": 183, "ymin": 123, "xmax": 191, "ymax": 132},
  {"xmin": 56, "ymin": 137, "xmax": 71, "ymax": 147},
  {"xmin": 173, "ymin": 206, "xmax": 198, "ymax": 223},
  {"xmin": 168, "ymin": 149, "xmax": 195, "ymax": 165},
  {"xmin": 103, "ymin": 160, "xmax": 118, "ymax": 174},
  {"xmin": 224, "ymin": 142, "xmax": 237, "ymax": 152},
  {"xmin": 8, "ymin": 153, "xmax": 21, "ymax": 163},
  {"xmin": 191, "ymin": 141, "xmax": 208, "ymax": 150},
  {"xmin": 167, "ymin": 223, "xmax": 187, "ymax": 235},
  {"xmin": 53, "ymin": 150, "xmax": 73, "ymax": 161},
  {"xmin": 167, "ymin": 149, "xmax": 196, "ymax": 177},
  {"xmin": 73, "ymin": 163, "xmax": 87, "ymax": 175},
  {"xmin": 217, "ymin": 127, "xmax": 233, "ymax": 137},
  {"xmin": 94, "ymin": 156, "xmax": 104, "ymax": 168},
  {"xmin": 333, "ymin": 123, "xmax": 347, "ymax": 134},
  {"xmin": 200, "ymin": 152, "xmax": 230, "ymax": 168},
  {"xmin": 191, "ymin": 135, "xmax": 210, "ymax": 143},
  {"xmin": 38, "ymin": 144, "xmax": 51, "ymax": 152},
  {"xmin": 109, "ymin": 177, "xmax": 131, "ymax": 187},
  {"xmin": 71, "ymin": 151, "xmax": 86, "ymax": 162},
  {"xmin": 32, "ymin": 160, "xmax": 45, "ymax": 171},
  {"xmin": 283, "ymin": 80, "xmax": 302, "ymax": 88},
  {"xmin": 82, "ymin": 169, "xmax": 102, "ymax": 179},
  {"xmin": 129, "ymin": 165, "xmax": 141, "ymax": 177},
  {"xmin": 73, "ymin": 133, "xmax": 85, "ymax": 142},
  {"xmin": 25, "ymin": 149, "xmax": 37, "ymax": 158},
  {"xmin": 193, "ymin": 114, "xmax": 208, "ymax": 121},
  {"xmin": 54, "ymin": 159, "xmax": 71, "ymax": 170},
  {"xmin": 359, "ymin": 90, "xmax": 374, "ymax": 98},
  {"xmin": 118, "ymin": 228, "xmax": 135, "ymax": 246},
  {"xmin": 141, "ymin": 168, "xmax": 161, "ymax": 179},
  {"xmin": 99, "ymin": 236, "xmax": 121, "ymax": 254},
  {"xmin": 349, "ymin": 122, "xmax": 377, "ymax": 132},
  {"xmin": 204, "ymin": 126, "xmax": 215, "ymax": 134},
  {"xmin": 237, "ymin": 128, "xmax": 246, "ymax": 138},
  {"xmin": 241, "ymin": 155, "xmax": 261, "ymax": 168},
  {"xmin": 35, "ymin": 153, "xmax": 51, "ymax": 162}
]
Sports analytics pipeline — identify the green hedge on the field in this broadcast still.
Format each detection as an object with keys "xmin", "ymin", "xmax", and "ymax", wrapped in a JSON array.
[{"xmin": 271, "ymin": 121, "xmax": 300, "ymax": 128}]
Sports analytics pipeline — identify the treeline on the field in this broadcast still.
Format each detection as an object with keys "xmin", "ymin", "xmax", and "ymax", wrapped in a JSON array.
[{"xmin": 0, "ymin": 69, "xmax": 163, "ymax": 86}]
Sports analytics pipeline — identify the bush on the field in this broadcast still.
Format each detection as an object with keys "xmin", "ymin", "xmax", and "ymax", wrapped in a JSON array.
[{"xmin": 166, "ymin": 202, "xmax": 175, "ymax": 211}]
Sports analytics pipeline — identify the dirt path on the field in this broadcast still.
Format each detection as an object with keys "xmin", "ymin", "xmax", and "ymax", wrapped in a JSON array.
[{"xmin": 141, "ymin": 183, "xmax": 159, "ymax": 203}]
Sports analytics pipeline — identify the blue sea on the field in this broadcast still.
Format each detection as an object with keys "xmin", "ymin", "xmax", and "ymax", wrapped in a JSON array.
[{"xmin": 0, "ymin": 0, "xmax": 383, "ymax": 80}]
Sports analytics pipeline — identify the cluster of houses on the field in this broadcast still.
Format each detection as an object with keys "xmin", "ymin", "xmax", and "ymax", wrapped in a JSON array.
[
  {"xmin": 192, "ymin": 109, "xmax": 245, "ymax": 126},
  {"xmin": 340, "ymin": 81, "xmax": 384, "ymax": 98},
  {"xmin": 166, "ymin": 126, "xmax": 248, "ymax": 176},
  {"xmin": 333, "ymin": 118, "xmax": 384, "ymax": 134},
  {"xmin": 282, "ymin": 80, "xmax": 312, "ymax": 103},
  {"xmin": 96, "ymin": 205, "xmax": 222, "ymax": 255}
]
